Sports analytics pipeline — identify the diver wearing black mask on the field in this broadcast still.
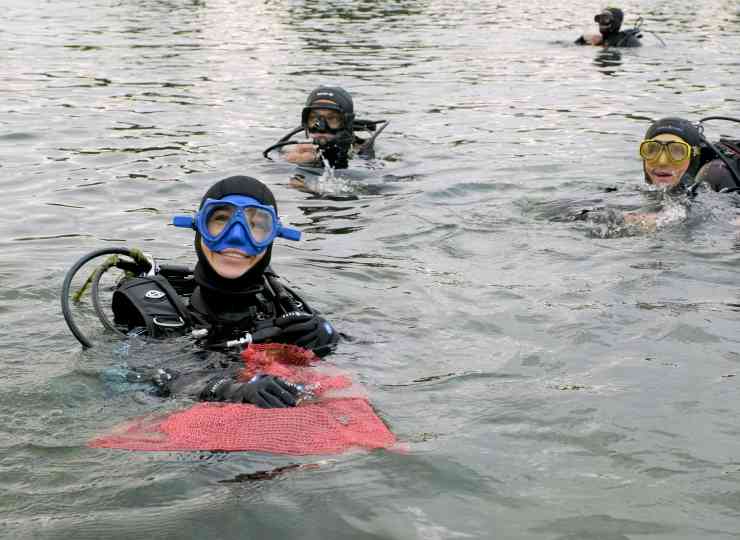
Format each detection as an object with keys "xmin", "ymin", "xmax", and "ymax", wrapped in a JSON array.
[
  {"xmin": 263, "ymin": 86, "xmax": 388, "ymax": 170},
  {"xmin": 575, "ymin": 7, "xmax": 642, "ymax": 48},
  {"xmin": 300, "ymin": 86, "xmax": 357, "ymax": 169}
]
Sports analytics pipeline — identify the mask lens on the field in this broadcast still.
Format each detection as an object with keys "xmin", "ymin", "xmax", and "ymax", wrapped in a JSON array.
[
  {"xmin": 244, "ymin": 207, "xmax": 275, "ymax": 243},
  {"xmin": 595, "ymin": 13, "xmax": 612, "ymax": 24},
  {"xmin": 667, "ymin": 141, "xmax": 689, "ymax": 162},
  {"xmin": 308, "ymin": 109, "xmax": 343, "ymax": 131},
  {"xmin": 205, "ymin": 204, "xmax": 236, "ymax": 237},
  {"xmin": 640, "ymin": 140, "xmax": 662, "ymax": 161}
]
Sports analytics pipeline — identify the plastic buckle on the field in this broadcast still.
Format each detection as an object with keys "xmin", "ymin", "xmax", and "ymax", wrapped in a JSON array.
[{"xmin": 153, "ymin": 316, "xmax": 185, "ymax": 328}]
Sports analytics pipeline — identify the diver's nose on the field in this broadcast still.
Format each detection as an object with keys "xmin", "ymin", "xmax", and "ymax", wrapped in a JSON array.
[{"xmin": 227, "ymin": 221, "xmax": 250, "ymax": 244}]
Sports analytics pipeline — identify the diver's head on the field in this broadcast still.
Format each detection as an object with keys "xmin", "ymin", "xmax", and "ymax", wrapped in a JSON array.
[
  {"xmin": 172, "ymin": 176, "xmax": 300, "ymax": 288},
  {"xmin": 641, "ymin": 118, "xmax": 704, "ymax": 189},
  {"xmin": 595, "ymin": 7, "xmax": 624, "ymax": 36},
  {"xmin": 301, "ymin": 86, "xmax": 355, "ymax": 168}
]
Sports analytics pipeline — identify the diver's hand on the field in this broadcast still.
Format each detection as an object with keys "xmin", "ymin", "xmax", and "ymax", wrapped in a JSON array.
[
  {"xmin": 200, "ymin": 375, "xmax": 299, "ymax": 408},
  {"xmin": 126, "ymin": 366, "xmax": 180, "ymax": 396},
  {"xmin": 273, "ymin": 312, "xmax": 338, "ymax": 357},
  {"xmin": 283, "ymin": 143, "xmax": 318, "ymax": 164},
  {"xmin": 582, "ymin": 33, "xmax": 603, "ymax": 45}
]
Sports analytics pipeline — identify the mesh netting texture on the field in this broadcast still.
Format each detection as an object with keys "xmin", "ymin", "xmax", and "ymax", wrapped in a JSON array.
[{"xmin": 89, "ymin": 343, "xmax": 396, "ymax": 454}]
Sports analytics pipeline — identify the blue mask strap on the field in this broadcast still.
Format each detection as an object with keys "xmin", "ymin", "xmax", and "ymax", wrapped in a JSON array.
[
  {"xmin": 172, "ymin": 216, "xmax": 195, "ymax": 229},
  {"xmin": 277, "ymin": 226, "xmax": 301, "ymax": 241}
]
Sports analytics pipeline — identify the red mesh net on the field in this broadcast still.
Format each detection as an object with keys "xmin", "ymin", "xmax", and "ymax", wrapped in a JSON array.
[{"xmin": 89, "ymin": 344, "xmax": 396, "ymax": 454}]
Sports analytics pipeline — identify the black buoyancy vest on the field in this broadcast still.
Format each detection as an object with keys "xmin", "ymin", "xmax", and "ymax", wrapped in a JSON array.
[
  {"xmin": 112, "ymin": 272, "xmax": 309, "ymax": 340},
  {"xmin": 111, "ymin": 275, "xmax": 193, "ymax": 338}
]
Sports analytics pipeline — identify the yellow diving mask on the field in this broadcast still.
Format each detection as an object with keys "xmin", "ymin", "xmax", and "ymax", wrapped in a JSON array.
[{"xmin": 639, "ymin": 139, "xmax": 695, "ymax": 163}]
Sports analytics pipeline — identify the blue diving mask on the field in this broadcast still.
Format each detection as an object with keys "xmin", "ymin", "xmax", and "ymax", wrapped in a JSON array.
[{"xmin": 172, "ymin": 195, "xmax": 301, "ymax": 256}]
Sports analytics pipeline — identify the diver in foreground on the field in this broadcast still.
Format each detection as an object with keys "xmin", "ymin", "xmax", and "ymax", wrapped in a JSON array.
[
  {"xmin": 262, "ymin": 86, "xmax": 388, "ymax": 178},
  {"xmin": 62, "ymin": 176, "xmax": 338, "ymax": 408},
  {"xmin": 575, "ymin": 7, "xmax": 643, "ymax": 47}
]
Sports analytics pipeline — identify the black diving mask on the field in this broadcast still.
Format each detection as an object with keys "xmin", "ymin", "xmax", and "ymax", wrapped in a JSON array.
[
  {"xmin": 594, "ymin": 12, "xmax": 614, "ymax": 25},
  {"xmin": 302, "ymin": 105, "xmax": 348, "ymax": 134},
  {"xmin": 307, "ymin": 116, "xmax": 344, "ymax": 136}
]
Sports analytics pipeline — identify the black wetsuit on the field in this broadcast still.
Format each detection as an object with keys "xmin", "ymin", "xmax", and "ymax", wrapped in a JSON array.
[
  {"xmin": 603, "ymin": 30, "xmax": 642, "ymax": 47},
  {"xmin": 114, "ymin": 267, "xmax": 338, "ymax": 400},
  {"xmin": 575, "ymin": 30, "xmax": 642, "ymax": 47}
]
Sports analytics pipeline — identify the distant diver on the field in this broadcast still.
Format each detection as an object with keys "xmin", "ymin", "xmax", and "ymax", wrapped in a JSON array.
[
  {"xmin": 262, "ymin": 86, "xmax": 388, "ymax": 170},
  {"xmin": 575, "ymin": 7, "xmax": 643, "ymax": 48}
]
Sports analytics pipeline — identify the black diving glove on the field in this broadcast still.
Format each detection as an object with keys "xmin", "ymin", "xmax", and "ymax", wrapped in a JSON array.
[
  {"xmin": 272, "ymin": 311, "xmax": 339, "ymax": 357},
  {"xmin": 199, "ymin": 374, "xmax": 299, "ymax": 408}
]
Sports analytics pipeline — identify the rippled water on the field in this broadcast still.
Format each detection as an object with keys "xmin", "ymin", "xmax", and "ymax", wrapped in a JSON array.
[{"xmin": 3, "ymin": 0, "xmax": 740, "ymax": 538}]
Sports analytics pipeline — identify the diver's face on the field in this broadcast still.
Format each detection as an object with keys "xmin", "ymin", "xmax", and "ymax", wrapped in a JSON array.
[
  {"xmin": 643, "ymin": 134, "xmax": 691, "ymax": 187},
  {"xmin": 200, "ymin": 238, "xmax": 266, "ymax": 279},
  {"xmin": 596, "ymin": 12, "xmax": 614, "ymax": 34}
]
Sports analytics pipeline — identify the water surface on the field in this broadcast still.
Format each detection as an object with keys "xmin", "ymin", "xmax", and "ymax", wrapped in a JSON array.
[{"xmin": 2, "ymin": 0, "xmax": 740, "ymax": 538}]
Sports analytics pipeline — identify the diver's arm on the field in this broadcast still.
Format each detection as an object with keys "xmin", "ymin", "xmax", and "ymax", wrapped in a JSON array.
[
  {"xmin": 260, "ymin": 279, "xmax": 339, "ymax": 357},
  {"xmin": 127, "ymin": 349, "xmax": 238, "ymax": 398},
  {"xmin": 279, "ymin": 288, "xmax": 339, "ymax": 357},
  {"xmin": 131, "ymin": 350, "xmax": 298, "ymax": 407},
  {"xmin": 623, "ymin": 212, "xmax": 657, "ymax": 231}
]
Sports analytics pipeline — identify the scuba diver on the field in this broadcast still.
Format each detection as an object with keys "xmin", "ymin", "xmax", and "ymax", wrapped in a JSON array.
[
  {"xmin": 262, "ymin": 86, "xmax": 389, "ymax": 171},
  {"xmin": 638, "ymin": 117, "xmax": 740, "ymax": 193},
  {"xmin": 62, "ymin": 175, "xmax": 338, "ymax": 408},
  {"xmin": 575, "ymin": 7, "xmax": 643, "ymax": 47},
  {"xmin": 566, "ymin": 116, "xmax": 740, "ymax": 231},
  {"xmin": 623, "ymin": 117, "xmax": 740, "ymax": 228}
]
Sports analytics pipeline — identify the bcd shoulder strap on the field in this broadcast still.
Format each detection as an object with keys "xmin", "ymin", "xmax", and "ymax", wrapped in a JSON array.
[{"xmin": 112, "ymin": 275, "xmax": 193, "ymax": 338}]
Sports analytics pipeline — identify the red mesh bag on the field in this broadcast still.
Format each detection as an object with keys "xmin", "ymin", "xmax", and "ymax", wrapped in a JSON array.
[{"xmin": 89, "ymin": 344, "xmax": 396, "ymax": 454}]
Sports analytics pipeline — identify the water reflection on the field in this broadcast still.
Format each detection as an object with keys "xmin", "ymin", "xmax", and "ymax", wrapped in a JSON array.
[
  {"xmin": 281, "ymin": 0, "xmax": 430, "ymax": 64},
  {"xmin": 114, "ymin": 0, "xmax": 206, "ymax": 14},
  {"xmin": 593, "ymin": 48, "xmax": 622, "ymax": 76},
  {"xmin": 290, "ymin": 165, "xmax": 406, "ymax": 199},
  {"xmin": 283, "ymin": 0, "xmax": 428, "ymax": 24},
  {"xmin": 296, "ymin": 202, "xmax": 367, "ymax": 234},
  {"xmin": 5, "ymin": 1, "xmax": 740, "ymax": 538}
]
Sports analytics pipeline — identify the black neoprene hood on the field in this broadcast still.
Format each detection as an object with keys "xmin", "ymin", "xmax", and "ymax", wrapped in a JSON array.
[
  {"xmin": 194, "ymin": 175, "xmax": 277, "ymax": 293},
  {"xmin": 304, "ymin": 86, "xmax": 354, "ymax": 116},
  {"xmin": 597, "ymin": 7, "xmax": 624, "ymax": 34},
  {"xmin": 645, "ymin": 117, "xmax": 703, "ymax": 148}
]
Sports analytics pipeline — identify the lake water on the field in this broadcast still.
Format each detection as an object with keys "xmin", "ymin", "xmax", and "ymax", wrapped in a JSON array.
[{"xmin": 2, "ymin": 0, "xmax": 740, "ymax": 538}]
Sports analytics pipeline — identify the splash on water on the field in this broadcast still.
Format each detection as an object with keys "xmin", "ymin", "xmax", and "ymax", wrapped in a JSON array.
[{"xmin": 293, "ymin": 152, "xmax": 357, "ymax": 198}]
